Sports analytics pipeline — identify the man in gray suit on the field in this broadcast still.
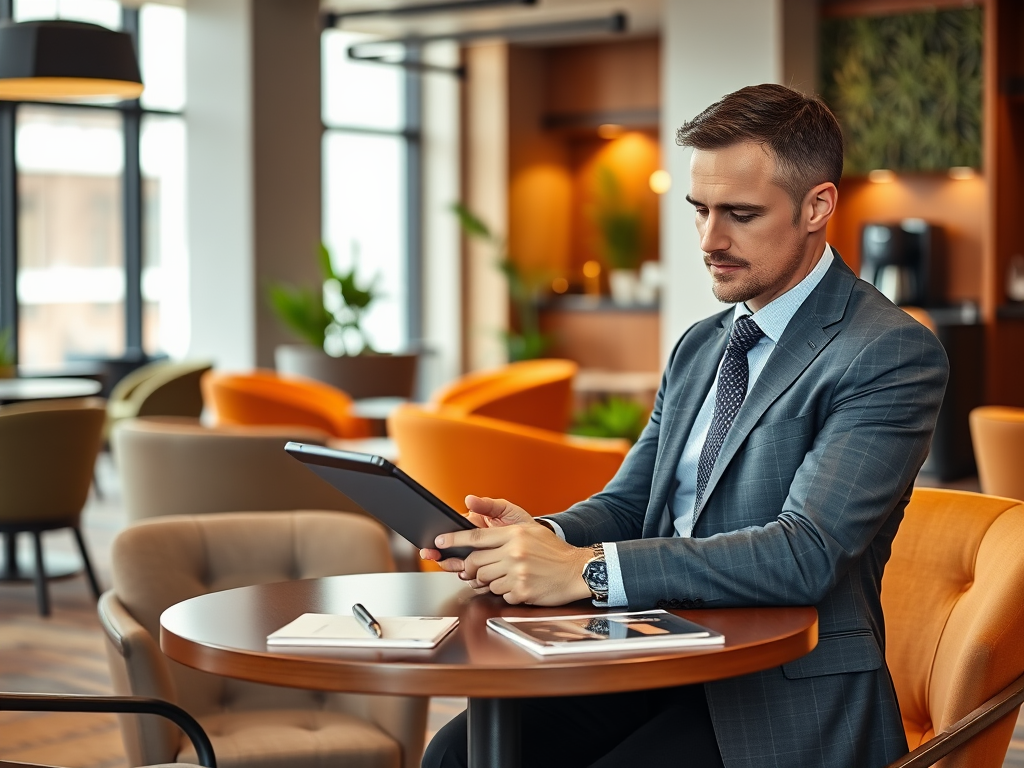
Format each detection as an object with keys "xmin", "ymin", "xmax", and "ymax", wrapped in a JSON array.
[{"xmin": 421, "ymin": 84, "xmax": 948, "ymax": 768}]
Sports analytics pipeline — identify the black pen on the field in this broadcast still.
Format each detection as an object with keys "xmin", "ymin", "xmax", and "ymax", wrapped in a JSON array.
[{"xmin": 353, "ymin": 603, "xmax": 383, "ymax": 639}]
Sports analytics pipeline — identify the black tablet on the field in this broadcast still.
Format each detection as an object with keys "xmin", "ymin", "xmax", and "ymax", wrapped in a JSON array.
[{"xmin": 284, "ymin": 442, "xmax": 476, "ymax": 558}]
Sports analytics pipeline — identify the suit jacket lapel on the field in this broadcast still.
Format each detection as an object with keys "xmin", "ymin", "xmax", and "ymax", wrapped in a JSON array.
[
  {"xmin": 691, "ymin": 257, "xmax": 856, "ymax": 525},
  {"xmin": 643, "ymin": 317, "xmax": 730, "ymax": 538}
]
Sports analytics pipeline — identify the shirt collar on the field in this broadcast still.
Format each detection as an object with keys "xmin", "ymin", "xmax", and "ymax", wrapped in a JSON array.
[{"xmin": 733, "ymin": 243, "xmax": 834, "ymax": 343}]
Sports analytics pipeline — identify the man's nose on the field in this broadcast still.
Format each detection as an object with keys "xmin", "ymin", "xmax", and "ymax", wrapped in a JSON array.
[{"xmin": 700, "ymin": 214, "xmax": 730, "ymax": 254}]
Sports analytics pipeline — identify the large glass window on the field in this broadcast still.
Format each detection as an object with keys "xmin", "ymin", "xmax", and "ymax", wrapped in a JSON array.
[
  {"xmin": 16, "ymin": 107, "xmax": 125, "ymax": 367},
  {"xmin": 321, "ymin": 29, "xmax": 411, "ymax": 354},
  {"xmin": 1, "ymin": 1, "xmax": 187, "ymax": 367}
]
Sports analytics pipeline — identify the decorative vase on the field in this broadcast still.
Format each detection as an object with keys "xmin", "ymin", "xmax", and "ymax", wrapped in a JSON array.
[
  {"xmin": 275, "ymin": 344, "xmax": 419, "ymax": 399},
  {"xmin": 608, "ymin": 269, "xmax": 640, "ymax": 306}
]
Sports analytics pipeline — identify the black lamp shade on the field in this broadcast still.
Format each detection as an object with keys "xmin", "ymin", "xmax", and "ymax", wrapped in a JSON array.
[{"xmin": 0, "ymin": 19, "xmax": 143, "ymax": 101}]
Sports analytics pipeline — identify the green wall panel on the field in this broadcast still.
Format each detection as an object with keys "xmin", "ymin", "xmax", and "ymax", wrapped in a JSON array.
[{"xmin": 821, "ymin": 7, "xmax": 983, "ymax": 176}]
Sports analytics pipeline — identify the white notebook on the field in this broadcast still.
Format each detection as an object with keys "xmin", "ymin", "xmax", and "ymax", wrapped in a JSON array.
[{"xmin": 267, "ymin": 613, "xmax": 459, "ymax": 649}]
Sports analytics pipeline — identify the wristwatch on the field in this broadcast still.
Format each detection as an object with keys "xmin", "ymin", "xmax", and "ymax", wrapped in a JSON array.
[{"xmin": 582, "ymin": 544, "xmax": 609, "ymax": 601}]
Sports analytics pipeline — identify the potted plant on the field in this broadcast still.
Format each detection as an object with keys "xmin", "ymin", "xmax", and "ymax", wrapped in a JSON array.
[
  {"xmin": 570, "ymin": 396, "xmax": 650, "ymax": 444},
  {"xmin": 593, "ymin": 165, "xmax": 643, "ymax": 306},
  {"xmin": 452, "ymin": 203, "xmax": 552, "ymax": 362},
  {"xmin": 0, "ymin": 327, "xmax": 15, "ymax": 379},
  {"xmin": 268, "ymin": 243, "xmax": 418, "ymax": 399}
]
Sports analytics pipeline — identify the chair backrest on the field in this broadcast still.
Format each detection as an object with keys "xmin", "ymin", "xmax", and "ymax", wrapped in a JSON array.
[
  {"xmin": 882, "ymin": 488, "xmax": 1024, "ymax": 766},
  {"xmin": 112, "ymin": 417, "xmax": 362, "ymax": 521},
  {"xmin": 387, "ymin": 403, "xmax": 628, "ymax": 516},
  {"xmin": 109, "ymin": 360, "xmax": 213, "ymax": 419},
  {"xmin": 900, "ymin": 306, "xmax": 937, "ymax": 335},
  {"xmin": 110, "ymin": 511, "xmax": 395, "ymax": 717},
  {"xmin": 969, "ymin": 406, "xmax": 1024, "ymax": 500},
  {"xmin": 0, "ymin": 397, "xmax": 106, "ymax": 523},
  {"xmin": 431, "ymin": 359, "xmax": 578, "ymax": 433},
  {"xmin": 201, "ymin": 369, "xmax": 369, "ymax": 438}
]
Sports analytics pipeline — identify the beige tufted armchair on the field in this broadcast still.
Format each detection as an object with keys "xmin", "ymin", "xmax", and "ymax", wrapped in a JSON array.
[{"xmin": 98, "ymin": 511, "xmax": 428, "ymax": 768}]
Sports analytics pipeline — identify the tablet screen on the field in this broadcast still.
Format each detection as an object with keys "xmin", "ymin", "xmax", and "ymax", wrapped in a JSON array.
[{"xmin": 285, "ymin": 442, "xmax": 476, "ymax": 558}]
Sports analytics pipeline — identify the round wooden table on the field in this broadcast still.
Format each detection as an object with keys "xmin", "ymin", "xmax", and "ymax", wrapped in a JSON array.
[
  {"xmin": 0, "ymin": 377, "xmax": 101, "ymax": 404},
  {"xmin": 161, "ymin": 572, "xmax": 817, "ymax": 768}
]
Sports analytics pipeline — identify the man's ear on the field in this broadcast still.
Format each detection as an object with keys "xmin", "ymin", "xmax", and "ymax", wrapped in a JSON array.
[{"xmin": 805, "ymin": 182, "xmax": 838, "ymax": 233}]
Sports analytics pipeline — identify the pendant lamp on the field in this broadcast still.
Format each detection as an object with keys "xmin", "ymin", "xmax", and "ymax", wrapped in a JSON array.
[{"xmin": 0, "ymin": 19, "xmax": 143, "ymax": 102}]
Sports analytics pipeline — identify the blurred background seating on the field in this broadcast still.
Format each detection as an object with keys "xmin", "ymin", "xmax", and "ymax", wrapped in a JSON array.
[
  {"xmin": 201, "ymin": 370, "xmax": 371, "ymax": 439},
  {"xmin": 104, "ymin": 360, "xmax": 212, "ymax": 439},
  {"xmin": 0, "ymin": 398, "xmax": 106, "ymax": 615},
  {"xmin": 431, "ymin": 359, "xmax": 578, "ymax": 433},
  {"xmin": 970, "ymin": 406, "xmax": 1024, "ymax": 500}
]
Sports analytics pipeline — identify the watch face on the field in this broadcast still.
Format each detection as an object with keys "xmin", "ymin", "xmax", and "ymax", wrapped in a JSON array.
[{"xmin": 583, "ymin": 559, "xmax": 609, "ymax": 591}]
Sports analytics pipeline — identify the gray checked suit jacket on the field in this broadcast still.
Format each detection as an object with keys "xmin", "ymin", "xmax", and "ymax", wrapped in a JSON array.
[{"xmin": 545, "ymin": 255, "xmax": 949, "ymax": 768}]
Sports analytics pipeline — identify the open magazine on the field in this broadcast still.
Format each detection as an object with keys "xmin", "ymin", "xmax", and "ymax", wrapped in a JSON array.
[{"xmin": 487, "ymin": 609, "xmax": 724, "ymax": 656}]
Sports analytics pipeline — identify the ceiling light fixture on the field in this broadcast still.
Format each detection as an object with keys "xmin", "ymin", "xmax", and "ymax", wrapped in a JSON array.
[
  {"xmin": 343, "ymin": 12, "xmax": 627, "ymax": 76},
  {"xmin": 328, "ymin": 0, "xmax": 536, "ymax": 22},
  {"xmin": 0, "ymin": 19, "xmax": 143, "ymax": 103}
]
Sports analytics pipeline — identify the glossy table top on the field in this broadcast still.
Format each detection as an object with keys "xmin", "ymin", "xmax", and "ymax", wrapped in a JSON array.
[
  {"xmin": 0, "ymin": 377, "xmax": 102, "ymax": 402},
  {"xmin": 161, "ymin": 572, "xmax": 818, "ymax": 699}
]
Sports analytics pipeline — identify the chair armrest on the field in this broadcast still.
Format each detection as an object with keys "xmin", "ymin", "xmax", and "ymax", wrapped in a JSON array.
[
  {"xmin": 886, "ymin": 671, "xmax": 1024, "ymax": 768},
  {"xmin": 98, "ymin": 590, "xmax": 172, "ymax": 696},
  {"xmin": 0, "ymin": 693, "xmax": 216, "ymax": 768}
]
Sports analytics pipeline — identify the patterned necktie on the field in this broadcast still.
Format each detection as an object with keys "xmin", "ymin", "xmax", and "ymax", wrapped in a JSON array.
[{"xmin": 693, "ymin": 315, "xmax": 765, "ymax": 519}]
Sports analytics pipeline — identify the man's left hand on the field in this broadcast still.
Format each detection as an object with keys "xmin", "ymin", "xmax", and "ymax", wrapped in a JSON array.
[{"xmin": 426, "ymin": 496, "xmax": 594, "ymax": 606}]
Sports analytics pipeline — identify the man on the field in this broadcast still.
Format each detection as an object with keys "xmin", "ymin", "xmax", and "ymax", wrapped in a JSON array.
[{"xmin": 421, "ymin": 84, "xmax": 948, "ymax": 768}]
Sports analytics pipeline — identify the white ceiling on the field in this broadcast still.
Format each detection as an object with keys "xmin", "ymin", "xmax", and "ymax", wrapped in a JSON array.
[{"xmin": 323, "ymin": 0, "xmax": 664, "ymax": 42}]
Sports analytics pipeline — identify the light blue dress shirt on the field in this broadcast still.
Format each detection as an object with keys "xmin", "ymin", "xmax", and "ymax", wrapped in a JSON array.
[{"xmin": 548, "ymin": 245, "xmax": 835, "ymax": 607}]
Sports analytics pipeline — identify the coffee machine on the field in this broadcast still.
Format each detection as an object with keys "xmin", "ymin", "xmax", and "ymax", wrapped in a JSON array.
[{"xmin": 860, "ymin": 219, "xmax": 944, "ymax": 306}]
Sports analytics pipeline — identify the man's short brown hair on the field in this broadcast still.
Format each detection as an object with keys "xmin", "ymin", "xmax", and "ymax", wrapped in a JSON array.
[{"xmin": 676, "ymin": 83, "xmax": 844, "ymax": 214}]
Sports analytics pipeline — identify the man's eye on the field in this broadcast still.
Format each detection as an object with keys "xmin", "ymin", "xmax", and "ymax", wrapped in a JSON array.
[
  {"xmin": 694, "ymin": 207, "xmax": 709, "ymax": 217},
  {"xmin": 731, "ymin": 212, "xmax": 756, "ymax": 223}
]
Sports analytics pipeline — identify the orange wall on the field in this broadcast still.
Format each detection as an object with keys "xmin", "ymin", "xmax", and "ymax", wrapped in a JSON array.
[
  {"xmin": 568, "ymin": 130, "xmax": 661, "ymax": 274},
  {"xmin": 827, "ymin": 173, "xmax": 987, "ymax": 304}
]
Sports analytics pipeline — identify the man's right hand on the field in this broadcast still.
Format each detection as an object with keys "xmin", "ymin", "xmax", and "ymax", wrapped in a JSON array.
[{"xmin": 418, "ymin": 495, "xmax": 535, "ymax": 565}]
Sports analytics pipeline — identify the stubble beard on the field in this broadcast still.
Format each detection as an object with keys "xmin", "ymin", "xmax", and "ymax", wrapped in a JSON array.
[{"xmin": 707, "ymin": 240, "xmax": 807, "ymax": 306}]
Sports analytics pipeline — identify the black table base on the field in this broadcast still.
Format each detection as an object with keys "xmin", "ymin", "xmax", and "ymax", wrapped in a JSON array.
[{"xmin": 468, "ymin": 698, "xmax": 521, "ymax": 768}]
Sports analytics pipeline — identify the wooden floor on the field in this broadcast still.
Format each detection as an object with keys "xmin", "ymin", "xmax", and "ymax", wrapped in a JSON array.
[{"xmin": 1, "ymin": 458, "xmax": 1022, "ymax": 767}]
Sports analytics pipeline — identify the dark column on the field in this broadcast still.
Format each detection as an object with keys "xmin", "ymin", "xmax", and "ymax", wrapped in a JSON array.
[
  {"xmin": 404, "ymin": 43, "xmax": 424, "ymax": 348},
  {"xmin": 0, "ymin": 0, "xmax": 18, "ymax": 361},
  {"xmin": 122, "ymin": 7, "xmax": 144, "ymax": 355}
]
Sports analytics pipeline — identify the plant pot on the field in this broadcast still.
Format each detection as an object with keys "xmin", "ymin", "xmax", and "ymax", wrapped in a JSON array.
[
  {"xmin": 0, "ymin": 364, "xmax": 15, "ymax": 379},
  {"xmin": 608, "ymin": 269, "xmax": 641, "ymax": 306},
  {"xmin": 275, "ymin": 344, "xmax": 419, "ymax": 399}
]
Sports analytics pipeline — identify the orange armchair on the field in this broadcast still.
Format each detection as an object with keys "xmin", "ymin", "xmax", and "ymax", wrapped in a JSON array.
[
  {"xmin": 201, "ymin": 370, "xmax": 371, "ymax": 439},
  {"xmin": 431, "ymin": 359, "xmax": 578, "ymax": 433},
  {"xmin": 387, "ymin": 403, "xmax": 628, "ymax": 517},
  {"xmin": 969, "ymin": 406, "xmax": 1024, "ymax": 500},
  {"xmin": 881, "ymin": 488, "xmax": 1024, "ymax": 767}
]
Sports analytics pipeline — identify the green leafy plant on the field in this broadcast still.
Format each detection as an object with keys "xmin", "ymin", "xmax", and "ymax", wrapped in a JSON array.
[
  {"xmin": 452, "ymin": 203, "xmax": 552, "ymax": 362},
  {"xmin": 570, "ymin": 397, "xmax": 649, "ymax": 444},
  {"xmin": 267, "ymin": 242, "xmax": 381, "ymax": 356},
  {"xmin": 593, "ymin": 165, "xmax": 643, "ymax": 271},
  {"xmin": 821, "ymin": 7, "xmax": 982, "ymax": 174},
  {"xmin": 0, "ymin": 326, "xmax": 15, "ymax": 368}
]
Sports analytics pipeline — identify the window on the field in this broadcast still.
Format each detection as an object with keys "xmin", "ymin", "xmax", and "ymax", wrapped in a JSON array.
[
  {"xmin": 0, "ymin": 1, "xmax": 187, "ymax": 367},
  {"xmin": 321, "ymin": 29, "xmax": 417, "ymax": 354}
]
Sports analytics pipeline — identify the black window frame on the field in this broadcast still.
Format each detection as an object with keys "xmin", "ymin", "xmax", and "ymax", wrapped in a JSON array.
[{"xmin": 0, "ymin": 2, "xmax": 183, "ymax": 365}]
